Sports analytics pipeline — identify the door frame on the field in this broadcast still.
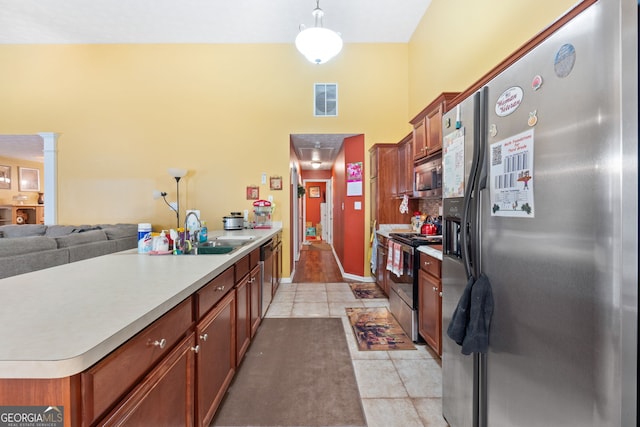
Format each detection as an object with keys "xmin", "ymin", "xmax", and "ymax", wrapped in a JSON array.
[{"xmin": 302, "ymin": 178, "xmax": 333, "ymax": 245}]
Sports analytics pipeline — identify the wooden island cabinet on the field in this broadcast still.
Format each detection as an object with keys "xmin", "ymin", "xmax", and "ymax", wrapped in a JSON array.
[{"xmin": 0, "ymin": 229, "xmax": 281, "ymax": 427}]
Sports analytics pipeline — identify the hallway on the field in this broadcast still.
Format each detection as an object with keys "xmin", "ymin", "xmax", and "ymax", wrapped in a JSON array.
[{"xmin": 292, "ymin": 241, "xmax": 343, "ymax": 283}]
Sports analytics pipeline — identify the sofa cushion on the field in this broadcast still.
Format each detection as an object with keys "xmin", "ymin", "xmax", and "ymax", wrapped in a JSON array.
[
  {"xmin": 0, "ymin": 224, "xmax": 47, "ymax": 238},
  {"xmin": 0, "ymin": 249, "xmax": 70, "ymax": 279},
  {"xmin": 0, "ymin": 236, "xmax": 58, "ymax": 257},
  {"xmin": 44, "ymin": 225, "xmax": 78, "ymax": 237},
  {"xmin": 68, "ymin": 240, "xmax": 118, "ymax": 263},
  {"xmin": 102, "ymin": 226, "xmax": 136, "ymax": 240},
  {"xmin": 55, "ymin": 230, "xmax": 108, "ymax": 248}
]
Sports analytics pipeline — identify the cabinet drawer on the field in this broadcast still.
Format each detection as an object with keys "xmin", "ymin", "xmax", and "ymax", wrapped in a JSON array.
[
  {"xmin": 197, "ymin": 266, "xmax": 234, "ymax": 318},
  {"xmin": 235, "ymin": 254, "xmax": 250, "ymax": 283},
  {"xmin": 249, "ymin": 247, "xmax": 260, "ymax": 270},
  {"xmin": 81, "ymin": 297, "xmax": 193, "ymax": 425},
  {"xmin": 420, "ymin": 253, "xmax": 441, "ymax": 278}
]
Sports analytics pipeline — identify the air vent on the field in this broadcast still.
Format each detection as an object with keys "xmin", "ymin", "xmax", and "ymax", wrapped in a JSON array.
[{"xmin": 314, "ymin": 83, "xmax": 338, "ymax": 117}]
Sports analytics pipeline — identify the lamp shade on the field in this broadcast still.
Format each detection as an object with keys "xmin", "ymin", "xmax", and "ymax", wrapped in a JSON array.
[
  {"xmin": 295, "ymin": 27, "xmax": 343, "ymax": 64},
  {"xmin": 167, "ymin": 168, "xmax": 187, "ymax": 179}
]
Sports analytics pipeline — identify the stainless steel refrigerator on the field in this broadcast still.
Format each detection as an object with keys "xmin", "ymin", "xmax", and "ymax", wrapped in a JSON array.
[{"xmin": 440, "ymin": 1, "xmax": 637, "ymax": 426}]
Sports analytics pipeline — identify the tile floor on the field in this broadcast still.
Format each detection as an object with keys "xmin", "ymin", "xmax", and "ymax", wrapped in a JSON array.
[{"xmin": 265, "ymin": 282, "xmax": 449, "ymax": 427}]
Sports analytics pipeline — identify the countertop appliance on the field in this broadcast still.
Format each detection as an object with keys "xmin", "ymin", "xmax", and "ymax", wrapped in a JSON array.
[
  {"xmin": 440, "ymin": 1, "xmax": 637, "ymax": 426},
  {"xmin": 223, "ymin": 212, "xmax": 243, "ymax": 230},
  {"xmin": 259, "ymin": 239, "xmax": 274, "ymax": 317},
  {"xmin": 387, "ymin": 232, "xmax": 442, "ymax": 342}
]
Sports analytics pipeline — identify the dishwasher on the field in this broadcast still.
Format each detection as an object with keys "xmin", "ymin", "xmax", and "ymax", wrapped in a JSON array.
[{"xmin": 260, "ymin": 239, "xmax": 274, "ymax": 317}]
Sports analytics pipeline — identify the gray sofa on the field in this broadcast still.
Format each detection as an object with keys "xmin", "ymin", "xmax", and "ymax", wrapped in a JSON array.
[{"xmin": 0, "ymin": 224, "xmax": 138, "ymax": 279}]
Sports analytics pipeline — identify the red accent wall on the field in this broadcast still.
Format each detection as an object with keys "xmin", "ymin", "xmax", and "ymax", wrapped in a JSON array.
[{"xmin": 332, "ymin": 135, "xmax": 365, "ymax": 277}]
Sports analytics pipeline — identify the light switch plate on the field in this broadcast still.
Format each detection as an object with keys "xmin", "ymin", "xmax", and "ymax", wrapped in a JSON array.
[{"xmin": 354, "ymin": 201, "xmax": 362, "ymax": 210}]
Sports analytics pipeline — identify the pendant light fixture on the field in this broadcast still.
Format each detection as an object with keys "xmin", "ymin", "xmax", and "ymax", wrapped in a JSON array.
[{"xmin": 295, "ymin": 0, "xmax": 343, "ymax": 65}]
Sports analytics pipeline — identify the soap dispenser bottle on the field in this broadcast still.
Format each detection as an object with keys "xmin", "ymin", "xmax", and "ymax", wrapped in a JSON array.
[
  {"xmin": 154, "ymin": 230, "xmax": 170, "ymax": 252},
  {"xmin": 199, "ymin": 221, "xmax": 208, "ymax": 243}
]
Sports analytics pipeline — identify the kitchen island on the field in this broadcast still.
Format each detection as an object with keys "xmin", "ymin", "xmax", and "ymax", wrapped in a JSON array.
[{"xmin": 0, "ymin": 226, "xmax": 282, "ymax": 426}]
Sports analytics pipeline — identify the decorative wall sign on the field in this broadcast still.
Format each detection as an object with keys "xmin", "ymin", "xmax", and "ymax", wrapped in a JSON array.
[
  {"xmin": 270, "ymin": 176, "xmax": 282, "ymax": 190},
  {"xmin": 246, "ymin": 185, "xmax": 259, "ymax": 200},
  {"xmin": 308, "ymin": 186, "xmax": 321, "ymax": 198},
  {"xmin": 0, "ymin": 165, "xmax": 11, "ymax": 190}
]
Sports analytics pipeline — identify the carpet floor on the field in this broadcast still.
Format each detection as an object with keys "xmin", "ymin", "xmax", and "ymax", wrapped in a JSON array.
[{"xmin": 211, "ymin": 318, "xmax": 366, "ymax": 427}]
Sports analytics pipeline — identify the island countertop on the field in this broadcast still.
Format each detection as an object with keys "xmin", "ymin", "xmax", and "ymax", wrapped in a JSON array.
[{"xmin": 0, "ymin": 227, "xmax": 281, "ymax": 379}]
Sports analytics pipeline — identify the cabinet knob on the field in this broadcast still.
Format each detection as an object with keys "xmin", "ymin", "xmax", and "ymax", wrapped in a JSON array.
[
  {"xmin": 425, "ymin": 261, "xmax": 430, "ymax": 266},
  {"xmin": 432, "ymin": 286, "xmax": 437, "ymax": 291},
  {"xmin": 191, "ymin": 345, "xmax": 200, "ymax": 353},
  {"xmin": 439, "ymin": 292, "xmax": 443, "ymax": 297},
  {"xmin": 199, "ymin": 333, "xmax": 208, "ymax": 341},
  {"xmin": 216, "ymin": 285, "xmax": 225, "ymax": 292},
  {"xmin": 149, "ymin": 339, "xmax": 167, "ymax": 349}
]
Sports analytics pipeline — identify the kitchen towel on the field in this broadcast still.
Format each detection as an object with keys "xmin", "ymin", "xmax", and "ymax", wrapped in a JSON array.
[
  {"xmin": 399, "ymin": 194, "xmax": 409, "ymax": 214},
  {"xmin": 461, "ymin": 273, "xmax": 494, "ymax": 355},
  {"xmin": 386, "ymin": 240, "xmax": 394, "ymax": 271},
  {"xmin": 446, "ymin": 273, "xmax": 494, "ymax": 355},
  {"xmin": 392, "ymin": 242, "xmax": 403, "ymax": 276},
  {"xmin": 370, "ymin": 231, "xmax": 378, "ymax": 273}
]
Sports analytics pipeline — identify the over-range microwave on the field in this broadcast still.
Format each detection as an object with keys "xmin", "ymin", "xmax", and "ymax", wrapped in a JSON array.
[{"xmin": 414, "ymin": 155, "xmax": 442, "ymax": 198}]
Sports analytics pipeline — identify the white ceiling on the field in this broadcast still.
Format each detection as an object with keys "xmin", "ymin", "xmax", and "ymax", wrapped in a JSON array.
[
  {"xmin": 0, "ymin": 0, "xmax": 431, "ymax": 44},
  {"xmin": 0, "ymin": 0, "xmax": 432, "ymax": 168}
]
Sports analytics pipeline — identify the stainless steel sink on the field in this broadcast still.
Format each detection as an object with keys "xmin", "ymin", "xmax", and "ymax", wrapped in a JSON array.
[{"xmin": 188, "ymin": 239, "xmax": 251, "ymax": 255}]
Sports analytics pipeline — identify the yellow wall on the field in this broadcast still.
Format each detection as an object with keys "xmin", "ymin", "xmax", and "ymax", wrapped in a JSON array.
[
  {"xmin": 0, "ymin": 156, "xmax": 44, "ymax": 205},
  {"xmin": 0, "ymin": 2, "xmax": 582, "ymax": 278},
  {"xmin": 408, "ymin": 0, "xmax": 580, "ymax": 117},
  {"xmin": 0, "ymin": 43, "xmax": 410, "ymax": 277}
]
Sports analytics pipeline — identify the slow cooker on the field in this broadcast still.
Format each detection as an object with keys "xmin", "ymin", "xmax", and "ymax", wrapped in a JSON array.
[{"xmin": 222, "ymin": 213, "xmax": 244, "ymax": 230}]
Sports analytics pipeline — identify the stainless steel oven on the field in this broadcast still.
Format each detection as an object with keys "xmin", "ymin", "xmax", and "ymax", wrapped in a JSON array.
[{"xmin": 387, "ymin": 233, "xmax": 443, "ymax": 342}]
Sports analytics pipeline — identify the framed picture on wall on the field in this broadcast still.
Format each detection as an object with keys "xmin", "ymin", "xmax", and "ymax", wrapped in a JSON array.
[
  {"xmin": 309, "ymin": 186, "xmax": 321, "ymax": 198},
  {"xmin": 0, "ymin": 165, "xmax": 11, "ymax": 190},
  {"xmin": 19, "ymin": 167, "xmax": 40, "ymax": 192},
  {"xmin": 270, "ymin": 176, "xmax": 282, "ymax": 191}
]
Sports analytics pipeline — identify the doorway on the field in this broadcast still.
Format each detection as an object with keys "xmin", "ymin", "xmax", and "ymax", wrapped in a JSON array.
[{"xmin": 303, "ymin": 179, "xmax": 332, "ymax": 244}]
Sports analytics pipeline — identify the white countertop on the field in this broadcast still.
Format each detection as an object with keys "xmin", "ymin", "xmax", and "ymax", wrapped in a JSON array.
[
  {"xmin": 0, "ymin": 227, "xmax": 281, "ymax": 379},
  {"xmin": 417, "ymin": 245, "xmax": 443, "ymax": 261}
]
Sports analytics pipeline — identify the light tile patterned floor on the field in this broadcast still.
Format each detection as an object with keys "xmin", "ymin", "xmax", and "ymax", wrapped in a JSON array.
[{"xmin": 265, "ymin": 282, "xmax": 449, "ymax": 427}]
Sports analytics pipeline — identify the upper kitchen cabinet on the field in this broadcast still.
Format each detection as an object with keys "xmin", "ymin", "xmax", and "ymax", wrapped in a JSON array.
[
  {"xmin": 370, "ymin": 144, "xmax": 416, "ymax": 229},
  {"xmin": 411, "ymin": 92, "xmax": 460, "ymax": 161},
  {"xmin": 395, "ymin": 133, "xmax": 413, "ymax": 197}
]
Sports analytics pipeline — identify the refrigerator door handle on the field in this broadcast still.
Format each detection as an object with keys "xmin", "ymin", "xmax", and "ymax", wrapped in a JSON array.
[{"xmin": 461, "ymin": 90, "xmax": 483, "ymax": 280}]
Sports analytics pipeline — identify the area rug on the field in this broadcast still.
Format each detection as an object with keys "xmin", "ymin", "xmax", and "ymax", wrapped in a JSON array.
[
  {"xmin": 211, "ymin": 318, "xmax": 366, "ymax": 427},
  {"xmin": 349, "ymin": 282, "xmax": 386, "ymax": 299},
  {"xmin": 346, "ymin": 307, "xmax": 416, "ymax": 351}
]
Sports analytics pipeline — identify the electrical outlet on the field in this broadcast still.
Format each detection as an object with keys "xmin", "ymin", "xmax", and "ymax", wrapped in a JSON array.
[{"xmin": 268, "ymin": 195, "xmax": 273, "ymax": 202}]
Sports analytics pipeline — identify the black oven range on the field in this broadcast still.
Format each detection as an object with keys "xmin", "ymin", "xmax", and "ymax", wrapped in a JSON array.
[{"xmin": 387, "ymin": 232, "xmax": 442, "ymax": 342}]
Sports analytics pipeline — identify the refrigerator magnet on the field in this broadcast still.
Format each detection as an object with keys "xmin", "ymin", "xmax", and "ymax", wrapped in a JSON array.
[
  {"xmin": 532, "ymin": 75, "xmax": 543, "ymax": 91},
  {"xmin": 528, "ymin": 110, "xmax": 538, "ymax": 127},
  {"xmin": 489, "ymin": 124, "xmax": 498, "ymax": 137},
  {"xmin": 554, "ymin": 43, "xmax": 576, "ymax": 78}
]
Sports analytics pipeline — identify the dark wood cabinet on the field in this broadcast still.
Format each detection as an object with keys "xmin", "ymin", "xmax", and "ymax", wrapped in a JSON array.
[
  {"xmin": 369, "ymin": 144, "xmax": 416, "ymax": 229},
  {"xmin": 375, "ymin": 235, "xmax": 390, "ymax": 296},
  {"xmin": 418, "ymin": 252, "xmax": 442, "ymax": 355},
  {"xmin": 196, "ymin": 290, "xmax": 236, "ymax": 426},
  {"xmin": 100, "ymin": 334, "xmax": 196, "ymax": 427},
  {"xmin": 411, "ymin": 92, "xmax": 460, "ymax": 161},
  {"xmin": 396, "ymin": 133, "xmax": 413, "ymax": 196}
]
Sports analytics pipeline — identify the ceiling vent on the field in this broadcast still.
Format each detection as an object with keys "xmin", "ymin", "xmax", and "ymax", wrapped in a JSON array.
[{"xmin": 314, "ymin": 83, "xmax": 338, "ymax": 117}]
